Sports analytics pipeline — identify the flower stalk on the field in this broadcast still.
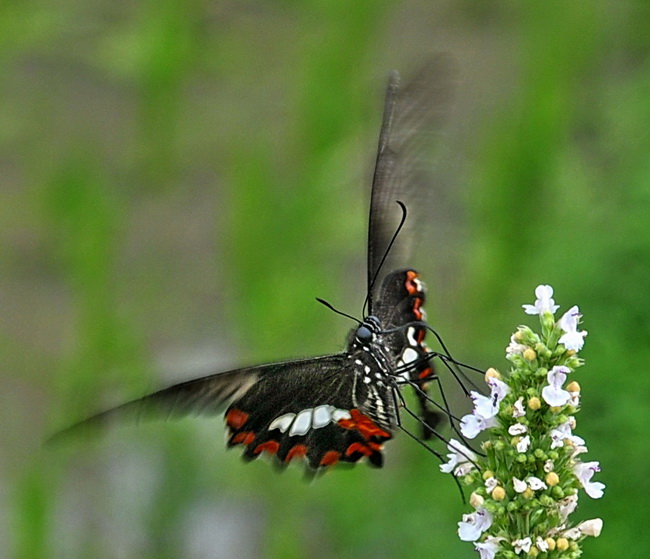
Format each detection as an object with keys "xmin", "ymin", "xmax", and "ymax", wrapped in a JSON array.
[{"xmin": 442, "ymin": 285, "xmax": 604, "ymax": 558}]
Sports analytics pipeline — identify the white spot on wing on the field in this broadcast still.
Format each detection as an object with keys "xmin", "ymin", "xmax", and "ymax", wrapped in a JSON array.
[
  {"xmin": 269, "ymin": 413, "xmax": 294, "ymax": 433},
  {"xmin": 402, "ymin": 347, "xmax": 419, "ymax": 365},
  {"xmin": 332, "ymin": 409, "xmax": 351, "ymax": 422},
  {"xmin": 289, "ymin": 409, "xmax": 312, "ymax": 436},
  {"xmin": 406, "ymin": 327, "xmax": 418, "ymax": 347},
  {"xmin": 312, "ymin": 405, "xmax": 331, "ymax": 428}
]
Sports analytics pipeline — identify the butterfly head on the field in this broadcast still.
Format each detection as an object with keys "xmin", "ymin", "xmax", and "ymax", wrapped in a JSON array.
[{"xmin": 354, "ymin": 315, "xmax": 382, "ymax": 346}]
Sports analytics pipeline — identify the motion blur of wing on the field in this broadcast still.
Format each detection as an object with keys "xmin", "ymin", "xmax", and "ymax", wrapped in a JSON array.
[
  {"xmin": 46, "ymin": 366, "xmax": 261, "ymax": 444},
  {"xmin": 367, "ymin": 56, "xmax": 457, "ymax": 309}
]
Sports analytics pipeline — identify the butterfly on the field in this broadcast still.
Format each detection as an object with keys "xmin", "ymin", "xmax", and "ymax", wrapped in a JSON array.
[{"xmin": 51, "ymin": 57, "xmax": 462, "ymax": 471}]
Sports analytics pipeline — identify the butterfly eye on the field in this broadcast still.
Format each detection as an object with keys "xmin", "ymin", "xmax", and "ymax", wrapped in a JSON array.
[{"xmin": 355, "ymin": 325, "xmax": 373, "ymax": 343}]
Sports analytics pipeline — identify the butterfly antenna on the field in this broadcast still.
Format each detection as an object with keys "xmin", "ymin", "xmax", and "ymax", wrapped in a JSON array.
[
  {"xmin": 363, "ymin": 200, "xmax": 408, "ymax": 317},
  {"xmin": 315, "ymin": 297, "xmax": 362, "ymax": 326}
]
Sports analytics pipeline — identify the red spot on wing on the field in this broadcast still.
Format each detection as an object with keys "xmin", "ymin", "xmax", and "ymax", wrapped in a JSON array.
[
  {"xmin": 404, "ymin": 271, "xmax": 425, "ymax": 320},
  {"xmin": 345, "ymin": 442, "xmax": 373, "ymax": 457},
  {"xmin": 254, "ymin": 440, "xmax": 280, "ymax": 455},
  {"xmin": 225, "ymin": 408, "xmax": 249, "ymax": 430},
  {"xmin": 231, "ymin": 431, "xmax": 255, "ymax": 445},
  {"xmin": 412, "ymin": 298, "xmax": 423, "ymax": 320},
  {"xmin": 285, "ymin": 444, "xmax": 308, "ymax": 463},
  {"xmin": 419, "ymin": 367, "xmax": 433, "ymax": 380},
  {"xmin": 405, "ymin": 270, "xmax": 420, "ymax": 294},
  {"xmin": 319, "ymin": 450, "xmax": 341, "ymax": 467},
  {"xmin": 338, "ymin": 409, "xmax": 391, "ymax": 440}
]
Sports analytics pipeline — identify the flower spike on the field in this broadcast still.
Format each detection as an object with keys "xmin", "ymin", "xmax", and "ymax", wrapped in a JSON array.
[{"xmin": 445, "ymin": 285, "xmax": 604, "ymax": 557}]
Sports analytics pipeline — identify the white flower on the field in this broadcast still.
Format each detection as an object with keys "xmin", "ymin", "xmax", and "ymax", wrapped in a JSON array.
[
  {"xmin": 522, "ymin": 285, "xmax": 559, "ymax": 315},
  {"xmin": 484, "ymin": 476, "xmax": 498, "ymax": 492},
  {"xmin": 458, "ymin": 508, "xmax": 493, "ymax": 542},
  {"xmin": 572, "ymin": 441, "xmax": 589, "ymax": 457},
  {"xmin": 474, "ymin": 537, "xmax": 503, "ymax": 559},
  {"xmin": 541, "ymin": 365, "xmax": 571, "ymax": 406},
  {"xmin": 508, "ymin": 423, "xmax": 528, "ymax": 435},
  {"xmin": 512, "ymin": 537, "xmax": 532, "ymax": 554},
  {"xmin": 513, "ymin": 477, "xmax": 527, "ymax": 493},
  {"xmin": 506, "ymin": 334, "xmax": 528, "ymax": 356},
  {"xmin": 574, "ymin": 461, "xmax": 606, "ymax": 499},
  {"xmin": 559, "ymin": 305, "xmax": 588, "ymax": 351},
  {"xmin": 440, "ymin": 439, "xmax": 477, "ymax": 476},
  {"xmin": 512, "ymin": 476, "xmax": 546, "ymax": 493},
  {"xmin": 563, "ymin": 527, "xmax": 582, "ymax": 540},
  {"xmin": 577, "ymin": 518, "xmax": 603, "ymax": 537},
  {"xmin": 568, "ymin": 386, "xmax": 581, "ymax": 407},
  {"xmin": 460, "ymin": 413, "xmax": 496, "ymax": 439},
  {"xmin": 550, "ymin": 419, "xmax": 585, "ymax": 449},
  {"xmin": 558, "ymin": 494, "xmax": 579, "ymax": 522},
  {"xmin": 526, "ymin": 476, "xmax": 547, "ymax": 490},
  {"xmin": 563, "ymin": 521, "xmax": 601, "ymax": 540},
  {"xmin": 471, "ymin": 377, "xmax": 510, "ymax": 419},
  {"xmin": 535, "ymin": 537, "xmax": 549, "ymax": 552},
  {"xmin": 544, "ymin": 459, "xmax": 555, "ymax": 473},
  {"xmin": 512, "ymin": 397, "xmax": 526, "ymax": 418},
  {"xmin": 470, "ymin": 393, "xmax": 494, "ymax": 421},
  {"xmin": 516, "ymin": 435, "xmax": 530, "ymax": 453}
]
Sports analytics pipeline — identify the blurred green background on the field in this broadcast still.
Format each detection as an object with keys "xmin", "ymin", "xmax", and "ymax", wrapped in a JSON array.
[{"xmin": 2, "ymin": 1, "xmax": 649, "ymax": 558}]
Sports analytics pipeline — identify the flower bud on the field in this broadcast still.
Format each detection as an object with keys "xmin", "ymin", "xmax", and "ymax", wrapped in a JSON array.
[
  {"xmin": 566, "ymin": 381, "xmax": 581, "ymax": 393},
  {"xmin": 545, "ymin": 538, "xmax": 556, "ymax": 551},
  {"xmin": 545, "ymin": 472, "xmax": 559, "ymax": 486},
  {"xmin": 556, "ymin": 538, "xmax": 569, "ymax": 551},
  {"xmin": 469, "ymin": 492, "xmax": 484, "ymax": 508},
  {"xmin": 491, "ymin": 486, "xmax": 506, "ymax": 501},
  {"xmin": 527, "ymin": 397, "xmax": 541, "ymax": 410},
  {"xmin": 485, "ymin": 367, "xmax": 501, "ymax": 381},
  {"xmin": 523, "ymin": 348, "xmax": 537, "ymax": 361}
]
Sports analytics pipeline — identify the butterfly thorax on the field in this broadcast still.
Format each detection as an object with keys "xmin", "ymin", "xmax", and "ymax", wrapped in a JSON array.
[{"xmin": 346, "ymin": 317, "xmax": 398, "ymax": 433}]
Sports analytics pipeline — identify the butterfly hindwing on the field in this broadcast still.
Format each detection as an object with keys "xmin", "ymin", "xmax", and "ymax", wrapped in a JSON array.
[{"xmin": 372, "ymin": 268, "xmax": 442, "ymax": 439}]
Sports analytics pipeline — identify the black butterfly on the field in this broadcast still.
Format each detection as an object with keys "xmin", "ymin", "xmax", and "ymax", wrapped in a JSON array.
[{"xmin": 51, "ymin": 58, "xmax": 459, "ymax": 471}]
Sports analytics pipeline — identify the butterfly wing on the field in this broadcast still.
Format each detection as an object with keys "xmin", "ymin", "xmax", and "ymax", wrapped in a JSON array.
[
  {"xmin": 51, "ymin": 353, "xmax": 397, "ymax": 469},
  {"xmin": 224, "ymin": 353, "xmax": 397, "ymax": 469},
  {"xmin": 47, "ymin": 367, "xmax": 261, "ymax": 441},
  {"xmin": 372, "ymin": 268, "xmax": 442, "ymax": 439},
  {"xmin": 367, "ymin": 56, "xmax": 456, "ymax": 304}
]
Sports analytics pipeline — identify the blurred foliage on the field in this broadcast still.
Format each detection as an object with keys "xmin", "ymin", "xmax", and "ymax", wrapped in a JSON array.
[{"xmin": 2, "ymin": 1, "xmax": 649, "ymax": 558}]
